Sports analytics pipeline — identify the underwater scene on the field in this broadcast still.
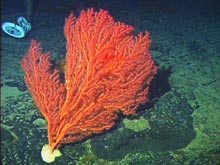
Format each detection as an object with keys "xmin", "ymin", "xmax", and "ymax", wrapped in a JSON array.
[{"xmin": 1, "ymin": 0, "xmax": 220, "ymax": 164}]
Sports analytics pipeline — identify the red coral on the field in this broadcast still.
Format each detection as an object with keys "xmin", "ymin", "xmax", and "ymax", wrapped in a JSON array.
[{"xmin": 22, "ymin": 8, "xmax": 157, "ymax": 151}]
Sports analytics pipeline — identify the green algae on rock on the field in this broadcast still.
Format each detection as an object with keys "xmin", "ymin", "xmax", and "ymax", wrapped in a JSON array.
[{"xmin": 123, "ymin": 117, "xmax": 151, "ymax": 132}]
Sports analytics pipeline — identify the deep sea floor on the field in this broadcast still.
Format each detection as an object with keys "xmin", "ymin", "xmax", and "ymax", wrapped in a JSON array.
[{"xmin": 1, "ymin": 0, "xmax": 220, "ymax": 164}]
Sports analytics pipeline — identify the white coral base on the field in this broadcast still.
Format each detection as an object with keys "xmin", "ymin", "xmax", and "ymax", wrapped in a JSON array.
[{"xmin": 41, "ymin": 144, "xmax": 62, "ymax": 163}]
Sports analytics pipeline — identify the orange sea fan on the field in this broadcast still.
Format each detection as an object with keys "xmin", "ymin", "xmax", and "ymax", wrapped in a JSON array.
[{"xmin": 22, "ymin": 8, "xmax": 157, "ymax": 163}]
